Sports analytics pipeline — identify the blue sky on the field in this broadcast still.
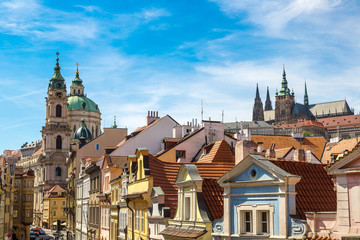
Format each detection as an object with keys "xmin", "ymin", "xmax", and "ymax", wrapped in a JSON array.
[{"xmin": 1, "ymin": 0, "xmax": 360, "ymax": 152}]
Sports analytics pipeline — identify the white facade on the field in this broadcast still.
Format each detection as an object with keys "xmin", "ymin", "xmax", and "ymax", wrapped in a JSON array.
[{"xmin": 110, "ymin": 115, "xmax": 179, "ymax": 157}]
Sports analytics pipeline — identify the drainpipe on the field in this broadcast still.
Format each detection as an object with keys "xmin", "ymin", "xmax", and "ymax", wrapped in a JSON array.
[
  {"xmin": 126, "ymin": 198, "xmax": 135, "ymax": 240},
  {"xmin": 117, "ymin": 205, "xmax": 120, "ymax": 239}
]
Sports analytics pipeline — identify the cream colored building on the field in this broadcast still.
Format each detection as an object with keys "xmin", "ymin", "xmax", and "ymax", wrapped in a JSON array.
[{"xmin": 32, "ymin": 54, "xmax": 102, "ymax": 227}]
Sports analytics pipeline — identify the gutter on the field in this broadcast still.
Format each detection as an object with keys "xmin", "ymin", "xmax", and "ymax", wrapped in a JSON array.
[{"xmin": 126, "ymin": 198, "xmax": 135, "ymax": 240}]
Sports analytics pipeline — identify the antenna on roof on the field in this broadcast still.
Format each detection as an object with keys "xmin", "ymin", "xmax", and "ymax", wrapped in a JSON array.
[{"xmin": 201, "ymin": 99, "xmax": 204, "ymax": 122}]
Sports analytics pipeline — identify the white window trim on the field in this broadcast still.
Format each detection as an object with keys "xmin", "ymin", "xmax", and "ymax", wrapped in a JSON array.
[{"xmin": 236, "ymin": 204, "xmax": 274, "ymax": 236}]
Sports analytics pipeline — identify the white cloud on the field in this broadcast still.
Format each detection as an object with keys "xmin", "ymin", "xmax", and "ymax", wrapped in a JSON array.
[{"xmin": 0, "ymin": 0, "xmax": 171, "ymax": 43}]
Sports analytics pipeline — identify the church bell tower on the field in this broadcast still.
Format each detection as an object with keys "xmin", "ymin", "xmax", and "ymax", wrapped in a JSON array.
[{"xmin": 42, "ymin": 52, "xmax": 71, "ymax": 160}]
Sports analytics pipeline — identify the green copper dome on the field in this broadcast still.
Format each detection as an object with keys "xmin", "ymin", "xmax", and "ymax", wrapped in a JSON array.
[
  {"xmin": 67, "ymin": 95, "xmax": 100, "ymax": 113},
  {"xmin": 73, "ymin": 118, "xmax": 92, "ymax": 140}
]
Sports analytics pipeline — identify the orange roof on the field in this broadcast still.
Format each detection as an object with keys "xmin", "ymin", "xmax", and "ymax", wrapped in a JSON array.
[
  {"xmin": 3, "ymin": 150, "xmax": 21, "ymax": 157},
  {"xmin": 303, "ymin": 120, "xmax": 324, "ymax": 128},
  {"xmin": 321, "ymin": 138, "xmax": 359, "ymax": 164},
  {"xmin": 251, "ymin": 136, "xmax": 327, "ymax": 160},
  {"xmin": 319, "ymin": 114, "xmax": 360, "ymax": 129},
  {"xmin": 197, "ymin": 140, "xmax": 234, "ymax": 164},
  {"xmin": 274, "ymin": 147, "xmax": 294, "ymax": 159},
  {"xmin": 44, "ymin": 185, "xmax": 66, "ymax": 198}
]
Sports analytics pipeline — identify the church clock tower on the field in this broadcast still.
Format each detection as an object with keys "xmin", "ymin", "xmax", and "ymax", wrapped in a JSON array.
[{"xmin": 42, "ymin": 52, "xmax": 71, "ymax": 159}]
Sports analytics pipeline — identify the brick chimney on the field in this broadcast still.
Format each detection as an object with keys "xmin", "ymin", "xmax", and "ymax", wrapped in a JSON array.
[{"xmin": 146, "ymin": 111, "xmax": 159, "ymax": 126}]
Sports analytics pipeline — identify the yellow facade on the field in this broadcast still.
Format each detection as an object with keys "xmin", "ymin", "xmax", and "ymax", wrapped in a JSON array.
[
  {"xmin": 110, "ymin": 177, "xmax": 121, "ymax": 240},
  {"xmin": 42, "ymin": 185, "xmax": 67, "ymax": 230},
  {"xmin": 126, "ymin": 149, "xmax": 154, "ymax": 240}
]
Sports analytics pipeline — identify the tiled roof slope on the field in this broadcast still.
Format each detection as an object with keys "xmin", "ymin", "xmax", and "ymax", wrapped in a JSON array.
[
  {"xmin": 274, "ymin": 147, "xmax": 293, "ymax": 159},
  {"xmin": 149, "ymin": 154, "xmax": 234, "ymax": 219},
  {"xmin": 251, "ymin": 135, "xmax": 327, "ymax": 160},
  {"xmin": 321, "ymin": 138, "xmax": 359, "ymax": 164},
  {"xmin": 319, "ymin": 114, "xmax": 360, "ymax": 129},
  {"xmin": 149, "ymin": 155, "xmax": 182, "ymax": 218},
  {"xmin": 197, "ymin": 140, "xmax": 234, "ymax": 163},
  {"xmin": 270, "ymin": 160, "xmax": 336, "ymax": 219},
  {"xmin": 44, "ymin": 185, "xmax": 66, "ymax": 198}
]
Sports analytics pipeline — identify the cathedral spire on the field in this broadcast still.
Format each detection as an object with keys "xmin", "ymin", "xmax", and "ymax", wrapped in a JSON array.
[
  {"xmin": 265, "ymin": 86, "xmax": 273, "ymax": 110},
  {"xmin": 255, "ymin": 83, "xmax": 260, "ymax": 100},
  {"xmin": 70, "ymin": 62, "xmax": 84, "ymax": 96},
  {"xmin": 252, "ymin": 84, "xmax": 264, "ymax": 121},
  {"xmin": 304, "ymin": 81, "xmax": 309, "ymax": 107}
]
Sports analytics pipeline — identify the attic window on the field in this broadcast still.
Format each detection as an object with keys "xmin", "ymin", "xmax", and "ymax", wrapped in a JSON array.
[
  {"xmin": 176, "ymin": 150, "xmax": 186, "ymax": 159},
  {"xmin": 248, "ymin": 166, "xmax": 258, "ymax": 180},
  {"xmin": 82, "ymin": 102, "xmax": 86, "ymax": 108}
]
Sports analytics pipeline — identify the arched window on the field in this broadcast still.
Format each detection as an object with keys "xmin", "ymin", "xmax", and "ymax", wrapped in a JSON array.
[
  {"xmin": 73, "ymin": 89, "xmax": 75, "ymax": 95},
  {"xmin": 55, "ymin": 167, "xmax": 62, "ymax": 177},
  {"xmin": 73, "ymin": 125, "xmax": 76, "ymax": 133},
  {"xmin": 92, "ymin": 126, "xmax": 94, "ymax": 137},
  {"xmin": 56, "ymin": 105, "xmax": 62, "ymax": 117},
  {"xmin": 56, "ymin": 135, "xmax": 62, "ymax": 149},
  {"xmin": 78, "ymin": 89, "xmax": 80, "ymax": 94},
  {"xmin": 96, "ymin": 126, "xmax": 98, "ymax": 137}
]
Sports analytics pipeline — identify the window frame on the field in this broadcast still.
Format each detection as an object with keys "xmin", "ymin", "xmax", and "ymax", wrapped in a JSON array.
[{"xmin": 236, "ymin": 204, "xmax": 274, "ymax": 236}]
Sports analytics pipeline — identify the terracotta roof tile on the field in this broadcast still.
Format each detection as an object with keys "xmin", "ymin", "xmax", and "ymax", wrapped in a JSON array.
[
  {"xmin": 160, "ymin": 227, "xmax": 206, "ymax": 238},
  {"xmin": 197, "ymin": 140, "xmax": 234, "ymax": 164},
  {"xmin": 270, "ymin": 160, "xmax": 336, "ymax": 219},
  {"xmin": 251, "ymin": 135, "xmax": 327, "ymax": 160},
  {"xmin": 149, "ymin": 154, "xmax": 234, "ymax": 219},
  {"xmin": 274, "ymin": 147, "xmax": 293, "ymax": 159},
  {"xmin": 321, "ymin": 138, "xmax": 359, "ymax": 164},
  {"xmin": 319, "ymin": 114, "xmax": 360, "ymax": 129},
  {"xmin": 44, "ymin": 185, "xmax": 66, "ymax": 198}
]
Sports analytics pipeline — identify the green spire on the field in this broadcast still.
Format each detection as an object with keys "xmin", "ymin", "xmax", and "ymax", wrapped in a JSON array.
[
  {"xmin": 71, "ymin": 62, "xmax": 84, "ymax": 87},
  {"xmin": 49, "ymin": 52, "xmax": 66, "ymax": 90},
  {"xmin": 304, "ymin": 81, "xmax": 309, "ymax": 106},
  {"xmin": 279, "ymin": 64, "xmax": 290, "ymax": 96}
]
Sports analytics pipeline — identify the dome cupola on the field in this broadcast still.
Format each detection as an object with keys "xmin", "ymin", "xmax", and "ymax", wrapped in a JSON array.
[{"xmin": 73, "ymin": 118, "xmax": 93, "ymax": 141}]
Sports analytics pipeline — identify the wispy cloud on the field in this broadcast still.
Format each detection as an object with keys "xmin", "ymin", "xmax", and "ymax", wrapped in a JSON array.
[{"xmin": 0, "ymin": 0, "xmax": 171, "ymax": 43}]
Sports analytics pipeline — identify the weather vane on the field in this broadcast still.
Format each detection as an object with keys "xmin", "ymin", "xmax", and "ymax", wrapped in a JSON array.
[{"xmin": 56, "ymin": 52, "xmax": 60, "ymax": 63}]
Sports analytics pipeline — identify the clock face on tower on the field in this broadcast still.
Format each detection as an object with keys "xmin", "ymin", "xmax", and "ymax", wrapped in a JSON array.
[{"xmin": 56, "ymin": 92, "xmax": 62, "ymax": 98}]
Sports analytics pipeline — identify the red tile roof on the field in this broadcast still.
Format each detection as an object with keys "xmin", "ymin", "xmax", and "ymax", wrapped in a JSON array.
[
  {"xmin": 44, "ymin": 185, "xmax": 66, "ymax": 198},
  {"xmin": 251, "ymin": 135, "xmax": 327, "ymax": 160},
  {"xmin": 270, "ymin": 160, "xmax": 336, "ymax": 219},
  {"xmin": 318, "ymin": 114, "xmax": 360, "ymax": 129},
  {"xmin": 149, "ymin": 154, "xmax": 234, "ymax": 219},
  {"xmin": 273, "ymin": 120, "xmax": 324, "ymax": 129}
]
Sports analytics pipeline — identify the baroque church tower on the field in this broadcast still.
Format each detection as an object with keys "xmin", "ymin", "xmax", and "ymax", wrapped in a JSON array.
[
  {"xmin": 252, "ymin": 83, "xmax": 264, "ymax": 121},
  {"xmin": 274, "ymin": 65, "xmax": 295, "ymax": 123},
  {"xmin": 42, "ymin": 52, "xmax": 72, "ymax": 160}
]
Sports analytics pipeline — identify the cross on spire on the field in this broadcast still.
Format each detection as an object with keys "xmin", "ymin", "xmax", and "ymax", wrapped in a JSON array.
[{"xmin": 76, "ymin": 62, "xmax": 79, "ymax": 74}]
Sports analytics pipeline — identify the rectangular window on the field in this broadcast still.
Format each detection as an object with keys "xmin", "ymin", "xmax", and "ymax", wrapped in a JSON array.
[
  {"xmin": 184, "ymin": 197, "xmax": 191, "ymax": 220},
  {"xmin": 14, "ymin": 195, "xmax": 18, "ymax": 202},
  {"xmin": 53, "ymin": 201, "xmax": 56, "ymax": 205},
  {"xmin": 96, "ymin": 144, "xmax": 100, "ymax": 151},
  {"xmin": 53, "ymin": 211, "xmax": 56, "ymax": 216},
  {"xmin": 14, "ymin": 210, "xmax": 18, "ymax": 218},
  {"xmin": 28, "ymin": 180, "xmax": 31, "ymax": 187},
  {"xmin": 14, "ymin": 181, "xmax": 18, "ymax": 187},
  {"xmin": 141, "ymin": 209, "xmax": 145, "ymax": 232},
  {"xmin": 243, "ymin": 211, "xmax": 252, "ymax": 233},
  {"xmin": 135, "ymin": 209, "xmax": 139, "ymax": 230},
  {"xmin": 259, "ymin": 211, "xmax": 269, "ymax": 234},
  {"xmin": 176, "ymin": 150, "xmax": 186, "ymax": 159},
  {"xmin": 63, "ymin": 201, "xmax": 65, "ymax": 205}
]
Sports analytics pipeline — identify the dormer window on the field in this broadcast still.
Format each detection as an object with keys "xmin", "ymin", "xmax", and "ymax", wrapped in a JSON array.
[{"xmin": 237, "ymin": 204, "xmax": 274, "ymax": 236}]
